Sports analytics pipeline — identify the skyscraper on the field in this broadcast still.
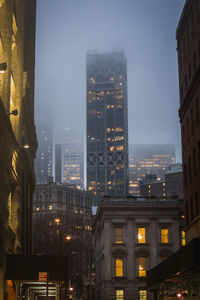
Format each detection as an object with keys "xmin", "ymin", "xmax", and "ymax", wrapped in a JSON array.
[
  {"xmin": 55, "ymin": 128, "xmax": 84, "ymax": 189},
  {"xmin": 129, "ymin": 144, "xmax": 176, "ymax": 196},
  {"xmin": 35, "ymin": 109, "xmax": 53, "ymax": 184},
  {"xmin": 86, "ymin": 51, "xmax": 129, "ymax": 200}
]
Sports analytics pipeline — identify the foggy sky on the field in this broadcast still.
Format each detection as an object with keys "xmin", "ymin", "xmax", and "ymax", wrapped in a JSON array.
[{"xmin": 35, "ymin": 0, "xmax": 185, "ymax": 162}]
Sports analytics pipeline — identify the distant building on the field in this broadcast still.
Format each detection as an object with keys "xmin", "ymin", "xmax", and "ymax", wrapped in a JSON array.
[
  {"xmin": 140, "ymin": 163, "xmax": 183, "ymax": 199},
  {"xmin": 86, "ymin": 51, "xmax": 129, "ymax": 202},
  {"xmin": 93, "ymin": 196, "xmax": 184, "ymax": 300},
  {"xmin": 55, "ymin": 129, "xmax": 83, "ymax": 189},
  {"xmin": 35, "ymin": 110, "xmax": 53, "ymax": 184},
  {"xmin": 0, "ymin": 1, "xmax": 37, "ymax": 299},
  {"xmin": 33, "ymin": 183, "xmax": 93, "ymax": 296},
  {"xmin": 129, "ymin": 144, "xmax": 176, "ymax": 196}
]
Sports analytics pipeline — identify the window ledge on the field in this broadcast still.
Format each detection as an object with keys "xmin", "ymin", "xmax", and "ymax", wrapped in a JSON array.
[
  {"xmin": 113, "ymin": 276, "xmax": 127, "ymax": 280},
  {"xmin": 135, "ymin": 243, "xmax": 149, "ymax": 246},
  {"xmin": 136, "ymin": 276, "xmax": 146, "ymax": 280},
  {"xmin": 112, "ymin": 242, "xmax": 126, "ymax": 246},
  {"xmin": 159, "ymin": 243, "xmax": 172, "ymax": 246}
]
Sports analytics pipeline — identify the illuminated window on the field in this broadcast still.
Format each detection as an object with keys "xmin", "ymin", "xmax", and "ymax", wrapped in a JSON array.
[
  {"xmin": 181, "ymin": 231, "xmax": 186, "ymax": 246},
  {"xmin": 115, "ymin": 258, "xmax": 123, "ymax": 277},
  {"xmin": 181, "ymin": 215, "xmax": 185, "ymax": 219},
  {"xmin": 116, "ymin": 127, "xmax": 123, "ymax": 132},
  {"xmin": 110, "ymin": 146, "xmax": 114, "ymax": 151},
  {"xmin": 148, "ymin": 185, "xmax": 151, "ymax": 188},
  {"xmin": 163, "ymin": 182, "xmax": 166, "ymax": 186},
  {"xmin": 139, "ymin": 290, "xmax": 147, "ymax": 300},
  {"xmin": 115, "ymin": 227, "xmax": 123, "ymax": 243},
  {"xmin": 49, "ymin": 205, "xmax": 52, "ymax": 210},
  {"xmin": 161, "ymin": 229, "xmax": 168, "ymax": 243},
  {"xmin": 139, "ymin": 257, "xmax": 146, "ymax": 277},
  {"xmin": 36, "ymin": 207, "xmax": 40, "ymax": 211},
  {"xmin": 116, "ymin": 290, "xmax": 124, "ymax": 300},
  {"xmin": 137, "ymin": 228, "xmax": 145, "ymax": 243},
  {"xmin": 107, "ymin": 128, "xmax": 111, "ymax": 132},
  {"xmin": 116, "ymin": 145, "xmax": 124, "ymax": 151},
  {"xmin": 0, "ymin": 0, "xmax": 5, "ymax": 7}
]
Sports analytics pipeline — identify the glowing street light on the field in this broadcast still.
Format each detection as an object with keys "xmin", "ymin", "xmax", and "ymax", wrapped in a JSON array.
[{"xmin": 65, "ymin": 235, "xmax": 71, "ymax": 241}]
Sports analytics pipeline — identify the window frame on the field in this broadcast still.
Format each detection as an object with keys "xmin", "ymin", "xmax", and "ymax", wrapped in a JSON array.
[{"xmin": 160, "ymin": 228, "xmax": 169, "ymax": 244}]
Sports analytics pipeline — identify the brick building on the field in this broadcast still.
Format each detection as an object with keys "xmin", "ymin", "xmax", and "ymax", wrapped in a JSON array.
[
  {"xmin": 0, "ymin": 0, "xmax": 37, "ymax": 298},
  {"xmin": 177, "ymin": 0, "xmax": 200, "ymax": 242}
]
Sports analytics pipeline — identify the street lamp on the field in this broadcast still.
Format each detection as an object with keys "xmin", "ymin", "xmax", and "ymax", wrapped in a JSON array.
[{"xmin": 65, "ymin": 235, "xmax": 72, "ymax": 241}]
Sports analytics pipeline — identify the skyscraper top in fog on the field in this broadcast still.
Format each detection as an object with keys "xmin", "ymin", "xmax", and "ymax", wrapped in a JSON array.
[{"xmin": 86, "ymin": 51, "xmax": 129, "ymax": 201}]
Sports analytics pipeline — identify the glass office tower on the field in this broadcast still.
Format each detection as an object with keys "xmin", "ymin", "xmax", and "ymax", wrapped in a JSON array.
[{"xmin": 86, "ymin": 51, "xmax": 129, "ymax": 201}]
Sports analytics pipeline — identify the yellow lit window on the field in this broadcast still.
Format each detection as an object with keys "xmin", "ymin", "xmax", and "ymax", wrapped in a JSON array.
[
  {"xmin": 110, "ymin": 146, "xmax": 114, "ymax": 151},
  {"xmin": 163, "ymin": 182, "xmax": 166, "ymax": 186},
  {"xmin": 49, "ymin": 205, "xmax": 52, "ymax": 210},
  {"xmin": 161, "ymin": 229, "xmax": 168, "ymax": 243},
  {"xmin": 139, "ymin": 290, "xmax": 147, "ymax": 300},
  {"xmin": 181, "ymin": 215, "xmax": 185, "ymax": 219},
  {"xmin": 115, "ymin": 227, "xmax": 123, "ymax": 243},
  {"xmin": 163, "ymin": 193, "xmax": 166, "ymax": 196},
  {"xmin": 116, "ymin": 290, "xmax": 124, "ymax": 300},
  {"xmin": 116, "ymin": 145, "xmax": 124, "ymax": 151},
  {"xmin": 139, "ymin": 257, "xmax": 146, "ymax": 277},
  {"xmin": 107, "ymin": 105, "xmax": 110, "ymax": 109},
  {"xmin": 137, "ymin": 228, "xmax": 145, "ymax": 243},
  {"xmin": 181, "ymin": 231, "xmax": 186, "ymax": 246},
  {"xmin": 116, "ymin": 127, "xmax": 123, "ymax": 132},
  {"xmin": 148, "ymin": 185, "xmax": 151, "ymax": 188},
  {"xmin": 115, "ymin": 259, "xmax": 123, "ymax": 277},
  {"xmin": 107, "ymin": 128, "xmax": 111, "ymax": 132}
]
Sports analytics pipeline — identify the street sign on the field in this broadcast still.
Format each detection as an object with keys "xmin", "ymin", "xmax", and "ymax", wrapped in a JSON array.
[{"xmin": 38, "ymin": 272, "xmax": 48, "ymax": 282}]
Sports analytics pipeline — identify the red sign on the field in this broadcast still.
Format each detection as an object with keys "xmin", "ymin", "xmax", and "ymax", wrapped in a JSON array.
[{"xmin": 39, "ymin": 272, "xmax": 48, "ymax": 282}]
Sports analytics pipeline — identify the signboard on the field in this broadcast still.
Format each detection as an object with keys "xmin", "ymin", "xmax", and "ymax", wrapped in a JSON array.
[{"xmin": 39, "ymin": 272, "xmax": 48, "ymax": 282}]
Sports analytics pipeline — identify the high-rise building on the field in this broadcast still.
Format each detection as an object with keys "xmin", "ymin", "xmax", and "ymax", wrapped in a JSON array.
[
  {"xmin": 0, "ymin": 1, "xmax": 37, "ymax": 298},
  {"xmin": 129, "ymin": 144, "xmax": 176, "ymax": 196},
  {"xmin": 55, "ymin": 129, "xmax": 84, "ymax": 189},
  {"xmin": 35, "ymin": 109, "xmax": 53, "ymax": 183},
  {"xmin": 176, "ymin": 0, "xmax": 200, "ymax": 242},
  {"xmin": 86, "ymin": 51, "xmax": 129, "ymax": 201}
]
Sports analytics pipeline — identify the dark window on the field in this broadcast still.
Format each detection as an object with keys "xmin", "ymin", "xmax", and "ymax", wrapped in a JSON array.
[
  {"xmin": 195, "ymin": 191, "xmax": 199, "ymax": 217},
  {"xmin": 190, "ymin": 197, "xmax": 194, "ymax": 220},
  {"xmin": 193, "ymin": 149, "xmax": 197, "ymax": 176},
  {"xmin": 186, "ymin": 202, "xmax": 189, "ymax": 225},
  {"xmin": 191, "ymin": 109, "xmax": 194, "ymax": 134},
  {"xmin": 184, "ymin": 163, "xmax": 187, "ymax": 187},
  {"xmin": 196, "ymin": 98, "xmax": 199, "ymax": 124},
  {"xmin": 188, "ymin": 157, "xmax": 192, "ymax": 182},
  {"xmin": 193, "ymin": 52, "xmax": 196, "ymax": 71}
]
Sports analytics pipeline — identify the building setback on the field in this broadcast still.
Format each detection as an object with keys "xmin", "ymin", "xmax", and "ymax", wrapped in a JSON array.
[
  {"xmin": 93, "ymin": 197, "xmax": 184, "ymax": 300},
  {"xmin": 0, "ymin": 1, "xmax": 37, "ymax": 298},
  {"xmin": 129, "ymin": 144, "xmax": 176, "ymax": 196},
  {"xmin": 86, "ymin": 51, "xmax": 129, "ymax": 202}
]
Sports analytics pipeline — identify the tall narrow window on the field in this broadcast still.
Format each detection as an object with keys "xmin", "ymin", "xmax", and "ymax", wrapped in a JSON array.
[
  {"xmin": 181, "ymin": 231, "xmax": 186, "ymax": 246},
  {"xmin": 137, "ymin": 227, "xmax": 146, "ymax": 243},
  {"xmin": 115, "ymin": 258, "xmax": 123, "ymax": 277},
  {"xmin": 139, "ymin": 257, "xmax": 146, "ymax": 277},
  {"xmin": 115, "ymin": 227, "xmax": 123, "ymax": 243},
  {"xmin": 116, "ymin": 290, "xmax": 124, "ymax": 300},
  {"xmin": 161, "ymin": 229, "xmax": 168, "ymax": 243},
  {"xmin": 139, "ymin": 290, "xmax": 147, "ymax": 300}
]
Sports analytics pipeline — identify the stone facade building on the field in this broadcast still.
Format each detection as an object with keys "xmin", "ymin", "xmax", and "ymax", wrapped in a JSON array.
[
  {"xmin": 93, "ymin": 197, "xmax": 184, "ymax": 300},
  {"xmin": 0, "ymin": 0, "xmax": 37, "ymax": 299}
]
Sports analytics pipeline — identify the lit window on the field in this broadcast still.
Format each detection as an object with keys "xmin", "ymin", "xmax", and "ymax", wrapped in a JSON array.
[
  {"xmin": 116, "ymin": 290, "xmax": 124, "ymax": 300},
  {"xmin": 161, "ymin": 229, "xmax": 168, "ymax": 243},
  {"xmin": 148, "ymin": 185, "xmax": 151, "ymax": 188},
  {"xmin": 181, "ymin": 215, "xmax": 185, "ymax": 219},
  {"xmin": 116, "ymin": 127, "xmax": 123, "ymax": 132},
  {"xmin": 163, "ymin": 182, "xmax": 166, "ymax": 186},
  {"xmin": 137, "ymin": 228, "xmax": 145, "ymax": 243},
  {"xmin": 115, "ymin": 258, "xmax": 123, "ymax": 277},
  {"xmin": 110, "ymin": 146, "xmax": 114, "ymax": 151},
  {"xmin": 49, "ymin": 205, "xmax": 52, "ymax": 210},
  {"xmin": 115, "ymin": 227, "xmax": 123, "ymax": 243},
  {"xmin": 116, "ymin": 145, "xmax": 124, "ymax": 151},
  {"xmin": 139, "ymin": 290, "xmax": 147, "ymax": 300},
  {"xmin": 163, "ymin": 193, "xmax": 166, "ymax": 196},
  {"xmin": 107, "ymin": 128, "xmax": 111, "ymax": 132},
  {"xmin": 36, "ymin": 207, "xmax": 40, "ymax": 211},
  {"xmin": 139, "ymin": 257, "xmax": 146, "ymax": 277},
  {"xmin": 181, "ymin": 231, "xmax": 186, "ymax": 246}
]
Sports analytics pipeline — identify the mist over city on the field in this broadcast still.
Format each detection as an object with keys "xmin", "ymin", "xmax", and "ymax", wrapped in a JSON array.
[{"xmin": 35, "ymin": 0, "xmax": 185, "ymax": 162}]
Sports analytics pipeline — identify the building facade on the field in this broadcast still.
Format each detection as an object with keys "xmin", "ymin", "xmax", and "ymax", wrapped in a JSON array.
[
  {"xmin": 177, "ymin": 0, "xmax": 200, "ymax": 243},
  {"xmin": 34, "ymin": 109, "xmax": 53, "ymax": 184},
  {"xmin": 140, "ymin": 163, "xmax": 183, "ymax": 199},
  {"xmin": 129, "ymin": 144, "xmax": 176, "ymax": 196},
  {"xmin": 33, "ymin": 183, "xmax": 93, "ymax": 297},
  {"xmin": 93, "ymin": 197, "xmax": 184, "ymax": 300},
  {"xmin": 86, "ymin": 51, "xmax": 129, "ymax": 202},
  {"xmin": 55, "ymin": 129, "xmax": 84, "ymax": 189},
  {"xmin": 0, "ymin": 0, "xmax": 37, "ymax": 298}
]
